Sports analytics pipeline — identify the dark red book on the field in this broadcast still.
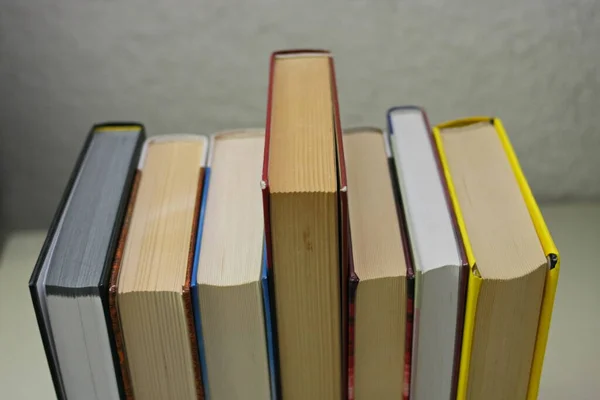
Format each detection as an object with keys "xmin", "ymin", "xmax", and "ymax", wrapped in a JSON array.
[
  {"xmin": 345, "ymin": 128, "xmax": 413, "ymax": 400},
  {"xmin": 387, "ymin": 151, "xmax": 416, "ymax": 400},
  {"xmin": 261, "ymin": 49, "xmax": 349, "ymax": 400}
]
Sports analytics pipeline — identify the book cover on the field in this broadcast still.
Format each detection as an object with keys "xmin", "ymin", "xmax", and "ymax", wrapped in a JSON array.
[
  {"xmin": 108, "ymin": 170, "xmax": 141, "ymax": 399},
  {"xmin": 191, "ymin": 161, "xmax": 212, "ymax": 400},
  {"xmin": 261, "ymin": 242, "xmax": 280, "ymax": 400},
  {"xmin": 183, "ymin": 165, "xmax": 206, "ymax": 400},
  {"xmin": 432, "ymin": 117, "xmax": 560, "ymax": 400},
  {"xmin": 347, "ymin": 227, "xmax": 358, "ymax": 400}
]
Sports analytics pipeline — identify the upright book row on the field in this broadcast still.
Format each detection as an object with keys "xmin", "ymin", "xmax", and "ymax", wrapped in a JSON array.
[{"xmin": 30, "ymin": 50, "xmax": 560, "ymax": 400}]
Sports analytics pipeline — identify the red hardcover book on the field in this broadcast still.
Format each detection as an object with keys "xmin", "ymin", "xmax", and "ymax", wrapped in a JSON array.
[
  {"xmin": 108, "ymin": 171, "xmax": 141, "ymax": 400},
  {"xmin": 261, "ymin": 49, "xmax": 349, "ymax": 400},
  {"xmin": 388, "ymin": 152, "xmax": 416, "ymax": 400},
  {"xmin": 345, "ymin": 128, "xmax": 414, "ymax": 400}
]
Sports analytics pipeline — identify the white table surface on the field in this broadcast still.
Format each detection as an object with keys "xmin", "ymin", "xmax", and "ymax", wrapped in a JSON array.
[{"xmin": 1, "ymin": 203, "xmax": 598, "ymax": 399}]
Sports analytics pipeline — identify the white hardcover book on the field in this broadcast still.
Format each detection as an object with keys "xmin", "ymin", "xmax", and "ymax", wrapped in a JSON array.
[{"xmin": 388, "ymin": 106, "xmax": 467, "ymax": 400}]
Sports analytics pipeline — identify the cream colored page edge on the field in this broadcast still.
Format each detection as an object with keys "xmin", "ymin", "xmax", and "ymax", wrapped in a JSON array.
[
  {"xmin": 138, "ymin": 134, "xmax": 209, "ymax": 169},
  {"xmin": 207, "ymin": 129, "xmax": 265, "ymax": 167},
  {"xmin": 275, "ymin": 52, "xmax": 331, "ymax": 59}
]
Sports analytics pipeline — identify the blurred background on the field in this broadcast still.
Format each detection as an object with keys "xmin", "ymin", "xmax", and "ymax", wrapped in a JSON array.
[
  {"xmin": 1, "ymin": 1, "xmax": 599, "ymax": 399},
  {"xmin": 1, "ymin": 0, "xmax": 600, "ymax": 234}
]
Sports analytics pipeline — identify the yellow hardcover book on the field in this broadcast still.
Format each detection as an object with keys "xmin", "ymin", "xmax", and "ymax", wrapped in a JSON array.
[{"xmin": 432, "ymin": 117, "xmax": 560, "ymax": 400}]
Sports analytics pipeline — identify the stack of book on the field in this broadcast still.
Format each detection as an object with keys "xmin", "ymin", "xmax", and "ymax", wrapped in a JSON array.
[{"xmin": 30, "ymin": 50, "xmax": 559, "ymax": 400}]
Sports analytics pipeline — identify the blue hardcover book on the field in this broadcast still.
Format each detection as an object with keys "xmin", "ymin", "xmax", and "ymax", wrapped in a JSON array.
[
  {"xmin": 191, "ymin": 130, "xmax": 278, "ymax": 400},
  {"xmin": 261, "ymin": 242, "xmax": 279, "ymax": 400},
  {"xmin": 191, "ymin": 163, "xmax": 211, "ymax": 398}
]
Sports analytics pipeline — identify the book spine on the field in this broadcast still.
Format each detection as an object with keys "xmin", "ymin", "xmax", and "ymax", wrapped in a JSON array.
[
  {"xmin": 329, "ymin": 54, "xmax": 350, "ymax": 400},
  {"xmin": 261, "ymin": 50, "xmax": 281, "ymax": 400},
  {"xmin": 404, "ymin": 276, "xmax": 415, "ymax": 400},
  {"xmin": 182, "ymin": 168, "xmax": 207, "ymax": 400},
  {"xmin": 347, "ymin": 275, "xmax": 359, "ymax": 400},
  {"xmin": 191, "ymin": 166, "xmax": 212, "ymax": 399},
  {"xmin": 261, "ymin": 243, "xmax": 280, "ymax": 400},
  {"xmin": 386, "ymin": 153, "xmax": 416, "ymax": 399},
  {"xmin": 261, "ymin": 52, "xmax": 276, "ymax": 274},
  {"xmin": 451, "ymin": 264, "xmax": 469, "ymax": 399},
  {"xmin": 108, "ymin": 170, "xmax": 141, "ymax": 400}
]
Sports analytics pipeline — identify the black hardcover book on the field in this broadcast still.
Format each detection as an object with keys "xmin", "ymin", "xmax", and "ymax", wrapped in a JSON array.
[{"xmin": 28, "ymin": 122, "xmax": 145, "ymax": 400}]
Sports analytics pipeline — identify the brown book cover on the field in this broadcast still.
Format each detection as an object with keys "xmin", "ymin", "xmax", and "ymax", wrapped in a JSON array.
[
  {"xmin": 182, "ymin": 168, "xmax": 206, "ymax": 400},
  {"xmin": 108, "ymin": 139, "xmax": 207, "ymax": 400},
  {"xmin": 261, "ymin": 49, "xmax": 350, "ymax": 399},
  {"xmin": 108, "ymin": 171, "xmax": 141, "ymax": 400}
]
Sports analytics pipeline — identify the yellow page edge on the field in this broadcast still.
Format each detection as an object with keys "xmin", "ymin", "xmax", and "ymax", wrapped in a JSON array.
[
  {"xmin": 94, "ymin": 126, "xmax": 141, "ymax": 133},
  {"xmin": 492, "ymin": 118, "xmax": 560, "ymax": 400}
]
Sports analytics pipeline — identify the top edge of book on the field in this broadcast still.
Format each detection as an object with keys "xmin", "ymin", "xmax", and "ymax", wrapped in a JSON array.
[
  {"xmin": 387, "ymin": 106, "xmax": 464, "ymax": 272},
  {"xmin": 273, "ymin": 49, "xmax": 331, "ymax": 59},
  {"xmin": 263, "ymin": 49, "xmax": 342, "ymax": 194},
  {"xmin": 434, "ymin": 116, "xmax": 558, "ymax": 269},
  {"xmin": 436, "ymin": 116, "xmax": 494, "ymax": 131},
  {"xmin": 210, "ymin": 128, "xmax": 264, "ymax": 142},
  {"xmin": 44, "ymin": 128, "xmax": 143, "ymax": 291},
  {"xmin": 94, "ymin": 124, "xmax": 143, "ymax": 133},
  {"xmin": 344, "ymin": 127, "xmax": 382, "ymax": 135},
  {"xmin": 30, "ymin": 122, "xmax": 145, "ymax": 287},
  {"xmin": 343, "ymin": 128, "xmax": 391, "ymax": 157},
  {"xmin": 387, "ymin": 105, "xmax": 426, "ymax": 120},
  {"xmin": 207, "ymin": 129, "xmax": 264, "ymax": 166},
  {"xmin": 138, "ymin": 134, "xmax": 209, "ymax": 169}
]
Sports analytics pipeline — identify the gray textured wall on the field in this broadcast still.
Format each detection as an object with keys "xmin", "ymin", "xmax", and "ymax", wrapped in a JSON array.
[{"xmin": 1, "ymin": 0, "xmax": 599, "ymax": 231}]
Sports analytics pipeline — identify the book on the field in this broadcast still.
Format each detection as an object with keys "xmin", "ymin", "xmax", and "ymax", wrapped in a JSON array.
[
  {"xmin": 387, "ymin": 106, "xmax": 468, "ymax": 400},
  {"xmin": 110, "ymin": 135, "xmax": 207, "ymax": 399},
  {"xmin": 192, "ymin": 130, "xmax": 275, "ymax": 400},
  {"xmin": 432, "ymin": 117, "xmax": 560, "ymax": 400},
  {"xmin": 261, "ymin": 49, "xmax": 349, "ymax": 399},
  {"xmin": 344, "ymin": 128, "xmax": 408, "ymax": 400},
  {"xmin": 29, "ymin": 123, "xmax": 145, "ymax": 400}
]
